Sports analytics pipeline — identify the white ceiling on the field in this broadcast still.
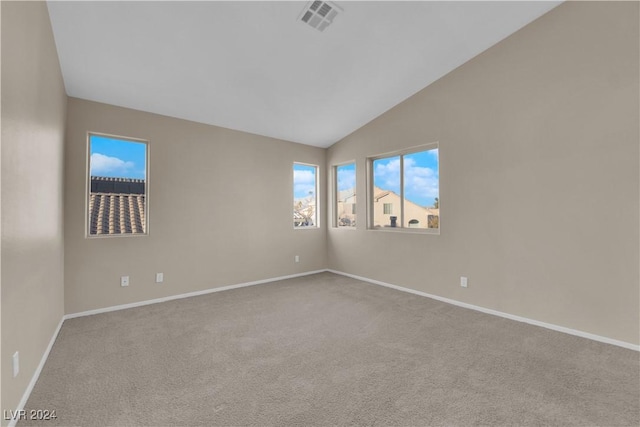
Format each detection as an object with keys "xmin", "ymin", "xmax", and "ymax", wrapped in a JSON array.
[{"xmin": 47, "ymin": 1, "xmax": 561, "ymax": 148}]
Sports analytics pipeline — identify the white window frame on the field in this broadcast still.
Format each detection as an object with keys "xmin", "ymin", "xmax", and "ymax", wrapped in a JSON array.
[
  {"xmin": 293, "ymin": 162, "xmax": 319, "ymax": 229},
  {"xmin": 332, "ymin": 161, "xmax": 357, "ymax": 229},
  {"xmin": 86, "ymin": 132, "xmax": 149, "ymax": 238},
  {"xmin": 367, "ymin": 142, "xmax": 439, "ymax": 234}
]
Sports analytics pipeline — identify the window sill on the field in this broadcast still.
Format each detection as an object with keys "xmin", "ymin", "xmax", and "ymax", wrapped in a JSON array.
[
  {"xmin": 86, "ymin": 233, "xmax": 148, "ymax": 239},
  {"xmin": 367, "ymin": 227, "xmax": 440, "ymax": 235}
]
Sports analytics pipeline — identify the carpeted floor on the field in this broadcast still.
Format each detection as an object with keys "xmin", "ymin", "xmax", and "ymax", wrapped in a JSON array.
[{"xmin": 21, "ymin": 272, "xmax": 639, "ymax": 426}]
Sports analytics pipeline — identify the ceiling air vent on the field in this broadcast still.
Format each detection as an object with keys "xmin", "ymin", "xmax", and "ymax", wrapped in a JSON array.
[{"xmin": 299, "ymin": 1, "xmax": 343, "ymax": 32}]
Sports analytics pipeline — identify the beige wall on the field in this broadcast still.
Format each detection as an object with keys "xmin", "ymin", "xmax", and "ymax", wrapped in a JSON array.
[
  {"xmin": 327, "ymin": 2, "xmax": 639, "ymax": 345},
  {"xmin": 1, "ymin": 5, "xmax": 637, "ymax": 419},
  {"xmin": 1, "ymin": 1, "xmax": 67, "ymax": 421},
  {"xmin": 64, "ymin": 98, "xmax": 327, "ymax": 314}
]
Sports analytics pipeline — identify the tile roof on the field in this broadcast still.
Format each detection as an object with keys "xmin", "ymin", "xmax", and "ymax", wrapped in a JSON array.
[{"xmin": 89, "ymin": 176, "xmax": 146, "ymax": 235}]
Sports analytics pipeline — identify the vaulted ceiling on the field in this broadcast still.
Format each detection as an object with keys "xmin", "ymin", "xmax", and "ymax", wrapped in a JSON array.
[{"xmin": 47, "ymin": 1, "xmax": 561, "ymax": 147}]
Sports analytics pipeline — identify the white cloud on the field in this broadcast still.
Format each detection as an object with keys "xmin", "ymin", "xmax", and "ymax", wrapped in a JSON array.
[
  {"xmin": 374, "ymin": 157, "xmax": 438, "ymax": 206},
  {"xmin": 337, "ymin": 169, "xmax": 355, "ymax": 191},
  {"xmin": 90, "ymin": 153, "xmax": 135, "ymax": 176},
  {"xmin": 294, "ymin": 169, "xmax": 316, "ymax": 198},
  {"xmin": 404, "ymin": 157, "xmax": 439, "ymax": 205},
  {"xmin": 374, "ymin": 158, "xmax": 401, "ymax": 192}
]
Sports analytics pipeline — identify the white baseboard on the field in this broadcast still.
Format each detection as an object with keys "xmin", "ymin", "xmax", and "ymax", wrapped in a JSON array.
[
  {"xmin": 8, "ymin": 317, "xmax": 65, "ymax": 427},
  {"xmin": 10, "ymin": 267, "xmax": 636, "ymax": 426},
  {"xmin": 9, "ymin": 269, "xmax": 326, "ymax": 425},
  {"xmin": 65, "ymin": 269, "xmax": 327, "ymax": 320},
  {"xmin": 327, "ymin": 269, "xmax": 640, "ymax": 352}
]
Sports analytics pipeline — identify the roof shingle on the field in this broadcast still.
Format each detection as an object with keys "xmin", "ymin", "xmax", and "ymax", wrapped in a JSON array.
[{"xmin": 89, "ymin": 176, "xmax": 146, "ymax": 235}]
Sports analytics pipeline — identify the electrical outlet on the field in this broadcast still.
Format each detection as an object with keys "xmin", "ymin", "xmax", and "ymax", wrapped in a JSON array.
[
  {"xmin": 13, "ymin": 351, "xmax": 19, "ymax": 378},
  {"xmin": 460, "ymin": 276, "xmax": 468, "ymax": 288},
  {"xmin": 156, "ymin": 273, "xmax": 164, "ymax": 283},
  {"xmin": 121, "ymin": 276, "xmax": 129, "ymax": 287},
  {"xmin": 295, "ymin": 255, "xmax": 300, "ymax": 263}
]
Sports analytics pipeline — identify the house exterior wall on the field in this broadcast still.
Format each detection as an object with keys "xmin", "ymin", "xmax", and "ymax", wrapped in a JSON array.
[
  {"xmin": 336, "ymin": 192, "xmax": 356, "ymax": 227},
  {"xmin": 372, "ymin": 189, "xmax": 438, "ymax": 229}
]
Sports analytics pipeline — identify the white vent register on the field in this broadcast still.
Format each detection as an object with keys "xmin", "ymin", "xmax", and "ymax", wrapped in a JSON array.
[{"xmin": 299, "ymin": 1, "xmax": 343, "ymax": 32}]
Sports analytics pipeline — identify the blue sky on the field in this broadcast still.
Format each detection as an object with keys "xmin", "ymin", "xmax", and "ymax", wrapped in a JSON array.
[
  {"xmin": 293, "ymin": 163, "xmax": 317, "ymax": 200},
  {"xmin": 90, "ymin": 135, "xmax": 146, "ymax": 179},
  {"xmin": 337, "ymin": 163, "xmax": 356, "ymax": 192},
  {"xmin": 374, "ymin": 148, "xmax": 439, "ymax": 207}
]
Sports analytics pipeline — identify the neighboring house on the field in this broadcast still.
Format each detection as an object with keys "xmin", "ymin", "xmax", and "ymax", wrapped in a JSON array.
[
  {"xmin": 89, "ymin": 176, "xmax": 146, "ymax": 235},
  {"xmin": 334, "ymin": 187, "xmax": 437, "ymax": 228},
  {"xmin": 337, "ymin": 189, "xmax": 356, "ymax": 226},
  {"xmin": 373, "ymin": 186, "xmax": 438, "ymax": 229}
]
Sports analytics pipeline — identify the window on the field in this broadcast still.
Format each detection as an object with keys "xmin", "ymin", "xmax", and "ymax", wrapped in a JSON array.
[
  {"xmin": 88, "ymin": 134, "xmax": 148, "ymax": 236},
  {"xmin": 293, "ymin": 163, "xmax": 318, "ymax": 228},
  {"xmin": 369, "ymin": 143, "xmax": 439, "ymax": 231},
  {"xmin": 334, "ymin": 162, "xmax": 356, "ymax": 228}
]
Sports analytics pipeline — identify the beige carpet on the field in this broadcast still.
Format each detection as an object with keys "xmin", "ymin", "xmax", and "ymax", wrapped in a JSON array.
[{"xmin": 21, "ymin": 272, "xmax": 639, "ymax": 426}]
